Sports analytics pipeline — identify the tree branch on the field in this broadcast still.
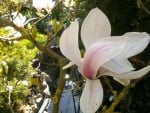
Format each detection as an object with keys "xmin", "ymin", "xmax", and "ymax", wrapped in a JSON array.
[
  {"xmin": 52, "ymin": 58, "xmax": 68, "ymax": 113},
  {"xmin": 137, "ymin": 0, "xmax": 150, "ymax": 14},
  {"xmin": 103, "ymin": 79, "xmax": 141, "ymax": 113}
]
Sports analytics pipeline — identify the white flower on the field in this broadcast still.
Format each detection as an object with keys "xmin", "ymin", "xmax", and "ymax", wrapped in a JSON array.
[
  {"xmin": 32, "ymin": 0, "xmax": 55, "ymax": 13},
  {"xmin": 11, "ymin": 12, "xmax": 26, "ymax": 28},
  {"xmin": 59, "ymin": 8, "xmax": 150, "ymax": 113}
]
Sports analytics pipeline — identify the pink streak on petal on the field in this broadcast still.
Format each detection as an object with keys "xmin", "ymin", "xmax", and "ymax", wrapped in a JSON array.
[
  {"xmin": 82, "ymin": 38, "xmax": 127, "ymax": 79},
  {"xmin": 82, "ymin": 44, "xmax": 109, "ymax": 79},
  {"xmin": 82, "ymin": 46, "xmax": 104, "ymax": 79}
]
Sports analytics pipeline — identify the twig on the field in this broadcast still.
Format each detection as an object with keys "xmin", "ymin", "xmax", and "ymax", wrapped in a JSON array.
[
  {"xmin": 103, "ymin": 76, "xmax": 117, "ymax": 97},
  {"xmin": 52, "ymin": 58, "xmax": 67, "ymax": 113},
  {"xmin": 137, "ymin": 0, "xmax": 150, "ymax": 14},
  {"xmin": 74, "ymin": 0, "xmax": 81, "ymax": 18},
  {"xmin": 103, "ymin": 79, "xmax": 141, "ymax": 113},
  {"xmin": 33, "ymin": 13, "xmax": 50, "ymax": 25}
]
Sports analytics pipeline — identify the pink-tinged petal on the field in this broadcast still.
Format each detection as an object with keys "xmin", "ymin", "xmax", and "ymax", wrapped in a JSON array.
[
  {"xmin": 80, "ymin": 79, "xmax": 103, "ymax": 113},
  {"xmin": 122, "ymin": 32, "xmax": 150, "ymax": 58},
  {"xmin": 46, "ymin": 0, "xmax": 55, "ymax": 12},
  {"xmin": 81, "ymin": 8, "xmax": 111, "ymax": 49},
  {"xmin": 118, "ymin": 65, "xmax": 150, "ymax": 79},
  {"xmin": 113, "ymin": 77, "xmax": 130, "ymax": 86},
  {"xmin": 82, "ymin": 37, "xmax": 127, "ymax": 79},
  {"xmin": 104, "ymin": 66, "xmax": 150, "ymax": 80},
  {"xmin": 103, "ymin": 58, "xmax": 134, "ymax": 74},
  {"xmin": 59, "ymin": 20, "xmax": 81, "ymax": 67},
  {"xmin": 33, "ymin": 0, "xmax": 45, "ymax": 11}
]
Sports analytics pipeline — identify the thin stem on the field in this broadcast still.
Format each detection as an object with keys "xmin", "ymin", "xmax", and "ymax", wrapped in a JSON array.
[
  {"xmin": 137, "ymin": 0, "xmax": 150, "ymax": 14},
  {"xmin": 103, "ymin": 79, "xmax": 140, "ymax": 113},
  {"xmin": 33, "ymin": 13, "xmax": 50, "ymax": 25},
  {"xmin": 74, "ymin": 0, "xmax": 81, "ymax": 18},
  {"xmin": 103, "ymin": 76, "xmax": 117, "ymax": 97},
  {"xmin": 52, "ymin": 58, "xmax": 67, "ymax": 113}
]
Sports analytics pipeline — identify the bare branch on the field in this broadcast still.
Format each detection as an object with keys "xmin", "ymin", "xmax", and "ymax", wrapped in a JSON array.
[{"xmin": 137, "ymin": 0, "xmax": 150, "ymax": 14}]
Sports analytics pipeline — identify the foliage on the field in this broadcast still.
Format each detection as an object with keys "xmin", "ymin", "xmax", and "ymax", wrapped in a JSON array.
[{"xmin": 0, "ymin": 39, "xmax": 37, "ymax": 112}]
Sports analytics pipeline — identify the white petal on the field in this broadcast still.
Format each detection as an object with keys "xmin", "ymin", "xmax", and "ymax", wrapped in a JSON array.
[
  {"xmin": 103, "ymin": 58, "xmax": 134, "ymax": 74},
  {"xmin": 82, "ymin": 37, "xmax": 126, "ymax": 79},
  {"xmin": 122, "ymin": 32, "xmax": 150, "ymax": 58},
  {"xmin": 113, "ymin": 77, "xmax": 130, "ymax": 86},
  {"xmin": 59, "ymin": 20, "xmax": 81, "ymax": 67},
  {"xmin": 118, "ymin": 65, "xmax": 150, "ymax": 79},
  {"xmin": 12, "ymin": 12, "xmax": 26, "ymax": 27},
  {"xmin": 33, "ymin": 0, "xmax": 46, "ymax": 11},
  {"xmin": 81, "ymin": 8, "xmax": 111, "ymax": 49},
  {"xmin": 80, "ymin": 79, "xmax": 103, "ymax": 113},
  {"xmin": 47, "ymin": 0, "xmax": 55, "ymax": 9},
  {"xmin": 46, "ymin": 0, "xmax": 55, "ymax": 12},
  {"xmin": 104, "ymin": 66, "xmax": 150, "ymax": 80}
]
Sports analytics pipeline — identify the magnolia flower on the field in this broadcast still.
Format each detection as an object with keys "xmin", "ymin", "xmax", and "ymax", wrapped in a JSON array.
[
  {"xmin": 11, "ymin": 12, "xmax": 26, "ymax": 28},
  {"xmin": 32, "ymin": 0, "xmax": 55, "ymax": 13},
  {"xmin": 59, "ymin": 8, "xmax": 150, "ymax": 113}
]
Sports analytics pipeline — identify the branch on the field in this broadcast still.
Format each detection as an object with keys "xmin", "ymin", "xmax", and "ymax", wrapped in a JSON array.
[
  {"xmin": 103, "ymin": 79, "xmax": 141, "ymax": 113},
  {"xmin": 103, "ymin": 76, "xmax": 117, "ymax": 97},
  {"xmin": 29, "ymin": 37, "xmax": 64, "ymax": 60},
  {"xmin": 52, "ymin": 58, "xmax": 68, "ymax": 113},
  {"xmin": 74, "ymin": 0, "xmax": 81, "ymax": 18},
  {"xmin": 137, "ymin": 0, "xmax": 150, "ymax": 15},
  {"xmin": 33, "ymin": 13, "xmax": 51, "ymax": 25}
]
